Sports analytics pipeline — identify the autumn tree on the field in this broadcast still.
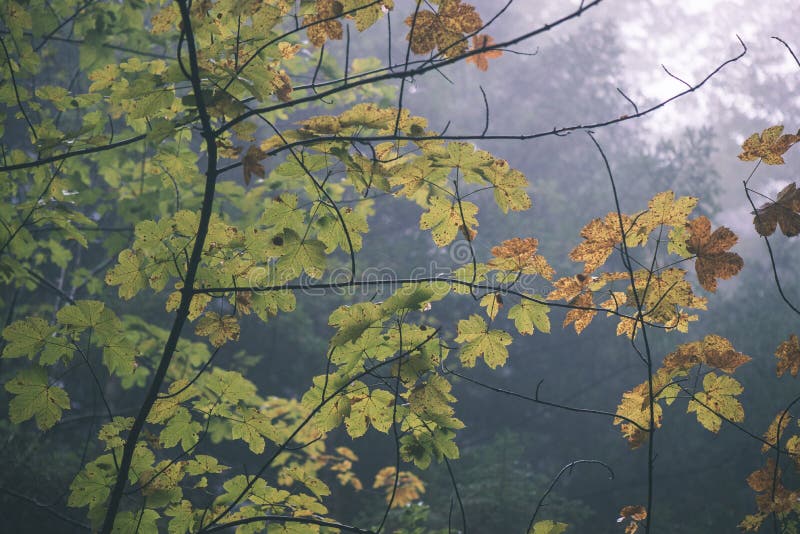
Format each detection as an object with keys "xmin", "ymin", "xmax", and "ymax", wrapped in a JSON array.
[{"xmin": 2, "ymin": 0, "xmax": 800, "ymax": 533}]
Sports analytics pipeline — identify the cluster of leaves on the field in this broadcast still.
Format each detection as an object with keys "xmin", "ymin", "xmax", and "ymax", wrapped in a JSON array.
[{"xmin": 735, "ymin": 124, "xmax": 800, "ymax": 532}]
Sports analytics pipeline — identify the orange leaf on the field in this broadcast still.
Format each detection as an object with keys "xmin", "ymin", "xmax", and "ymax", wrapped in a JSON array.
[
  {"xmin": 569, "ymin": 213, "xmax": 630, "ymax": 273},
  {"xmin": 489, "ymin": 237, "xmax": 553, "ymax": 279},
  {"xmin": 466, "ymin": 34, "xmax": 502, "ymax": 71},
  {"xmin": 685, "ymin": 216, "xmax": 743, "ymax": 292}
]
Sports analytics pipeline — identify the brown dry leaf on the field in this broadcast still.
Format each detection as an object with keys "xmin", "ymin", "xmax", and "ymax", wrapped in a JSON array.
[
  {"xmin": 563, "ymin": 292, "xmax": 595, "ymax": 334},
  {"xmin": 761, "ymin": 412, "xmax": 792, "ymax": 453},
  {"xmin": 662, "ymin": 341, "xmax": 702, "ymax": 372},
  {"xmin": 547, "ymin": 274, "xmax": 590, "ymax": 302},
  {"xmin": 700, "ymin": 334, "xmax": 751, "ymax": 373},
  {"xmin": 242, "ymin": 145, "xmax": 267, "ymax": 186},
  {"xmin": 569, "ymin": 213, "xmax": 630, "ymax": 273},
  {"xmin": 685, "ymin": 216, "xmax": 743, "ymax": 292},
  {"xmin": 466, "ymin": 34, "xmax": 502, "ymax": 71},
  {"xmin": 738, "ymin": 125, "xmax": 800, "ymax": 165},
  {"xmin": 619, "ymin": 505, "xmax": 647, "ymax": 522},
  {"xmin": 271, "ymin": 70, "xmax": 293, "ymax": 102},
  {"xmin": 776, "ymin": 334, "xmax": 800, "ymax": 377},
  {"xmin": 404, "ymin": 0, "xmax": 482, "ymax": 58},
  {"xmin": 753, "ymin": 182, "xmax": 800, "ymax": 237},
  {"xmin": 489, "ymin": 237, "xmax": 554, "ymax": 279},
  {"xmin": 305, "ymin": 0, "xmax": 344, "ymax": 47}
]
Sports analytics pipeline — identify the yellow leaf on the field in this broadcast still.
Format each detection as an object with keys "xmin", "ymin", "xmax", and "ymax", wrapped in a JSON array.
[
  {"xmin": 194, "ymin": 312, "xmax": 240, "ymax": 347},
  {"xmin": 489, "ymin": 237, "xmax": 553, "ymax": 279},
  {"xmin": 738, "ymin": 125, "xmax": 800, "ymax": 165},
  {"xmin": 687, "ymin": 372, "xmax": 744, "ymax": 433}
]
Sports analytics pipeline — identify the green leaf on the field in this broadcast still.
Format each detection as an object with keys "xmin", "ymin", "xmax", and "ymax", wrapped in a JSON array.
[
  {"xmin": 275, "ymin": 229, "xmax": 326, "ymax": 280},
  {"xmin": 112, "ymin": 509, "xmax": 160, "ymax": 534},
  {"xmin": 344, "ymin": 388, "xmax": 395, "ymax": 437},
  {"xmin": 98, "ymin": 416, "xmax": 134, "ymax": 450},
  {"xmin": 105, "ymin": 249, "xmax": 148, "ymax": 299},
  {"xmin": 2, "ymin": 316, "xmax": 61, "ymax": 361},
  {"xmin": 455, "ymin": 314, "xmax": 512, "ymax": 368},
  {"xmin": 419, "ymin": 196, "xmax": 479, "ymax": 247},
  {"xmin": 6, "ymin": 366, "xmax": 70, "ymax": 429},
  {"xmin": 160, "ymin": 410, "xmax": 201, "ymax": 451},
  {"xmin": 507, "ymin": 298, "xmax": 551, "ymax": 335},
  {"xmin": 165, "ymin": 500, "xmax": 195, "ymax": 534},
  {"xmin": 57, "ymin": 300, "xmax": 120, "ymax": 342},
  {"xmin": 102, "ymin": 334, "xmax": 138, "ymax": 376},
  {"xmin": 530, "ymin": 520, "xmax": 569, "ymax": 534},
  {"xmin": 68, "ymin": 454, "xmax": 115, "ymax": 511},
  {"xmin": 329, "ymin": 302, "xmax": 383, "ymax": 347}
]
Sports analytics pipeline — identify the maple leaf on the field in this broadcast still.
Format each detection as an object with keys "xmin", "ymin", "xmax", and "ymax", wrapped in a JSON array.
[
  {"xmin": 685, "ymin": 216, "xmax": 743, "ymax": 292},
  {"xmin": 479, "ymin": 293, "xmax": 503, "ymax": 320},
  {"xmin": 404, "ymin": 0, "xmax": 483, "ymax": 58},
  {"xmin": 687, "ymin": 372, "xmax": 744, "ymax": 432},
  {"xmin": 507, "ymin": 298, "xmax": 550, "ymax": 335},
  {"xmin": 489, "ymin": 237, "xmax": 554, "ymax": 279},
  {"xmin": 738, "ymin": 125, "xmax": 800, "ymax": 165},
  {"xmin": 344, "ymin": 0, "xmax": 394, "ymax": 32},
  {"xmin": 698, "ymin": 334, "xmax": 751, "ymax": 373},
  {"xmin": 630, "ymin": 268, "xmax": 706, "ymax": 325},
  {"xmin": 751, "ymin": 182, "xmax": 800, "ymax": 237},
  {"xmin": 194, "ymin": 312, "xmax": 240, "ymax": 347},
  {"xmin": 618, "ymin": 505, "xmax": 647, "ymax": 534},
  {"xmin": 455, "ymin": 314, "xmax": 512, "ymax": 368},
  {"xmin": 563, "ymin": 292, "xmax": 596, "ymax": 334},
  {"xmin": 569, "ymin": 213, "xmax": 630, "ymax": 273},
  {"xmin": 5, "ymin": 366, "xmax": 71, "ymax": 430},
  {"xmin": 419, "ymin": 195, "xmax": 479, "ymax": 247},
  {"xmin": 372, "ymin": 467, "xmax": 425, "ymax": 508},
  {"xmin": 466, "ymin": 34, "xmax": 502, "ymax": 71},
  {"xmin": 305, "ymin": 0, "xmax": 344, "ymax": 47},
  {"xmin": 775, "ymin": 334, "xmax": 800, "ymax": 377},
  {"xmin": 529, "ymin": 520, "xmax": 568, "ymax": 534},
  {"xmin": 633, "ymin": 191, "xmax": 697, "ymax": 238},
  {"xmin": 761, "ymin": 412, "xmax": 791, "ymax": 453},
  {"xmin": 242, "ymin": 145, "xmax": 267, "ymax": 186},
  {"xmin": 614, "ymin": 382, "xmax": 661, "ymax": 448}
]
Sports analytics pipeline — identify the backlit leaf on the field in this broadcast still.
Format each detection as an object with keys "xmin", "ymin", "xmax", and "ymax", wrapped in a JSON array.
[
  {"xmin": 6, "ymin": 366, "xmax": 70, "ymax": 430},
  {"xmin": 455, "ymin": 314, "xmax": 512, "ymax": 368},
  {"xmin": 194, "ymin": 312, "xmax": 240, "ymax": 347},
  {"xmin": 687, "ymin": 372, "xmax": 744, "ymax": 432},
  {"xmin": 738, "ymin": 125, "xmax": 800, "ymax": 165},
  {"xmin": 507, "ymin": 298, "xmax": 550, "ymax": 335},
  {"xmin": 419, "ymin": 195, "xmax": 479, "ymax": 247},
  {"xmin": 685, "ymin": 216, "xmax": 743, "ymax": 292},
  {"xmin": 466, "ymin": 34, "xmax": 502, "ymax": 71}
]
